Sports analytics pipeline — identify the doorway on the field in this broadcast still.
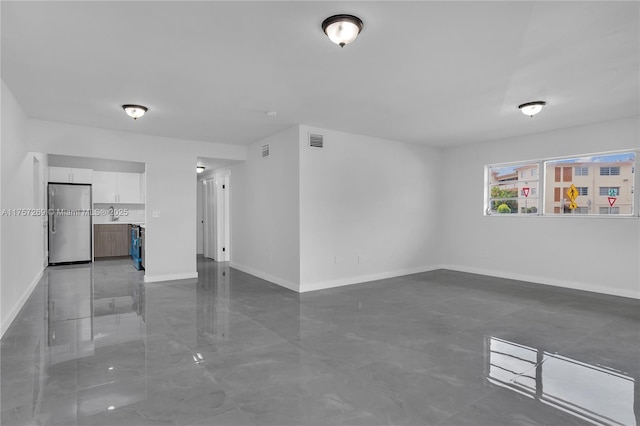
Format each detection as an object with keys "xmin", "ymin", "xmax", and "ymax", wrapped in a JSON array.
[{"xmin": 203, "ymin": 172, "xmax": 230, "ymax": 262}]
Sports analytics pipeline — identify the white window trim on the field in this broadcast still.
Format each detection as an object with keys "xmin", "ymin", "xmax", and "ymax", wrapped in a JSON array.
[{"xmin": 485, "ymin": 149, "xmax": 639, "ymax": 219}]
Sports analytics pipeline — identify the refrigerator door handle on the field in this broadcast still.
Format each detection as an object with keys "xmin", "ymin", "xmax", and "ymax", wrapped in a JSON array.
[{"xmin": 51, "ymin": 212, "xmax": 56, "ymax": 234}]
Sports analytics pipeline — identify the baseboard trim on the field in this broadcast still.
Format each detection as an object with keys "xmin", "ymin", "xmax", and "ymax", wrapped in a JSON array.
[
  {"xmin": 441, "ymin": 264, "xmax": 640, "ymax": 300},
  {"xmin": 230, "ymin": 262, "xmax": 299, "ymax": 292},
  {"xmin": 1, "ymin": 266, "xmax": 45, "ymax": 339},
  {"xmin": 144, "ymin": 271, "xmax": 198, "ymax": 283},
  {"xmin": 299, "ymin": 265, "xmax": 442, "ymax": 293}
]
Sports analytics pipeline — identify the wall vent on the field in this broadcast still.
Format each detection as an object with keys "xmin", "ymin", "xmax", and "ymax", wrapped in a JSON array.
[
  {"xmin": 262, "ymin": 144, "xmax": 270, "ymax": 158},
  {"xmin": 309, "ymin": 133, "xmax": 324, "ymax": 148}
]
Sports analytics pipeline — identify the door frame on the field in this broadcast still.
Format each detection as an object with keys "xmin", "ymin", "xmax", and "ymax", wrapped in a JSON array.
[{"xmin": 203, "ymin": 170, "xmax": 230, "ymax": 262}]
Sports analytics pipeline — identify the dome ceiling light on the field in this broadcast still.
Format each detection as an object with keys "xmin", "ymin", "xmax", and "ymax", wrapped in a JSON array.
[
  {"xmin": 518, "ymin": 101, "xmax": 546, "ymax": 118},
  {"xmin": 122, "ymin": 104, "xmax": 148, "ymax": 120},
  {"xmin": 196, "ymin": 166, "xmax": 206, "ymax": 174},
  {"xmin": 322, "ymin": 14, "xmax": 363, "ymax": 47}
]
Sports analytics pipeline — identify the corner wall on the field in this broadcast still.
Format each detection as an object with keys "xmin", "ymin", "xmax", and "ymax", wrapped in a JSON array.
[
  {"xmin": 298, "ymin": 126, "xmax": 444, "ymax": 292},
  {"xmin": 1, "ymin": 81, "xmax": 48, "ymax": 337},
  {"xmin": 441, "ymin": 116, "xmax": 640, "ymax": 299},
  {"xmin": 229, "ymin": 126, "xmax": 301, "ymax": 291}
]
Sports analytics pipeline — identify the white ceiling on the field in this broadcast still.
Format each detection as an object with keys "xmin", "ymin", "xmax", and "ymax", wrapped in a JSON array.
[{"xmin": 2, "ymin": 1, "xmax": 638, "ymax": 148}]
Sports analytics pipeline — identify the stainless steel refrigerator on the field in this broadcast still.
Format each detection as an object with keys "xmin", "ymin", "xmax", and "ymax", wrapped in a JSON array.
[{"xmin": 48, "ymin": 184, "xmax": 92, "ymax": 265}]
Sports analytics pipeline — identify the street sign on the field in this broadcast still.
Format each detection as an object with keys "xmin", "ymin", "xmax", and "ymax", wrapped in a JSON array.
[
  {"xmin": 608, "ymin": 188, "xmax": 617, "ymax": 196},
  {"xmin": 567, "ymin": 184, "xmax": 579, "ymax": 202},
  {"xmin": 608, "ymin": 197, "xmax": 617, "ymax": 207},
  {"xmin": 522, "ymin": 187, "xmax": 530, "ymax": 198},
  {"xmin": 569, "ymin": 202, "xmax": 578, "ymax": 210}
]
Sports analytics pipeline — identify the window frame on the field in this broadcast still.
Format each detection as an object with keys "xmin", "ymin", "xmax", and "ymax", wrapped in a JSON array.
[
  {"xmin": 575, "ymin": 166, "xmax": 589, "ymax": 177},
  {"xmin": 485, "ymin": 149, "xmax": 639, "ymax": 219},
  {"xmin": 486, "ymin": 161, "xmax": 540, "ymax": 216}
]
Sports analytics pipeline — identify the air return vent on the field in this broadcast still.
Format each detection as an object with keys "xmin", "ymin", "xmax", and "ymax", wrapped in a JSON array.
[
  {"xmin": 309, "ymin": 133, "xmax": 324, "ymax": 148},
  {"xmin": 262, "ymin": 144, "xmax": 270, "ymax": 158}
]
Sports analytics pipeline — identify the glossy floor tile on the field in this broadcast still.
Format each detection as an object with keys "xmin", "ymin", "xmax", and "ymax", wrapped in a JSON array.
[{"xmin": 1, "ymin": 257, "xmax": 639, "ymax": 425}]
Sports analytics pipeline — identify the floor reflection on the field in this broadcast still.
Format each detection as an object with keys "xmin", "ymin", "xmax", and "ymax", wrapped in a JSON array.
[
  {"xmin": 486, "ymin": 336, "xmax": 636, "ymax": 425},
  {"xmin": 48, "ymin": 266, "xmax": 94, "ymax": 364},
  {"xmin": 197, "ymin": 260, "xmax": 230, "ymax": 348},
  {"xmin": 48, "ymin": 262, "xmax": 148, "ymax": 418}
]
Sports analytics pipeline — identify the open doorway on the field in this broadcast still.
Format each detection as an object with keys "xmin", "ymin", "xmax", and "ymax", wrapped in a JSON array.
[
  {"xmin": 202, "ymin": 172, "xmax": 230, "ymax": 262},
  {"xmin": 196, "ymin": 157, "xmax": 236, "ymax": 263}
]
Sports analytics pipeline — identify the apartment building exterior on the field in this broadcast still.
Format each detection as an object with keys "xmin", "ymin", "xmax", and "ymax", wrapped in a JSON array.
[
  {"xmin": 489, "ymin": 164, "xmax": 539, "ymax": 214},
  {"xmin": 516, "ymin": 164, "xmax": 539, "ymax": 213},
  {"xmin": 544, "ymin": 161, "xmax": 634, "ymax": 214}
]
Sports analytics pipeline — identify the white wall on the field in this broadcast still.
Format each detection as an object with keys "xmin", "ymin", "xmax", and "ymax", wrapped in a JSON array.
[
  {"xmin": 27, "ymin": 119, "xmax": 246, "ymax": 283},
  {"xmin": 298, "ymin": 126, "xmax": 443, "ymax": 291},
  {"xmin": 1, "ymin": 81, "xmax": 48, "ymax": 336},
  {"xmin": 229, "ymin": 126, "xmax": 300, "ymax": 290},
  {"xmin": 442, "ymin": 116, "xmax": 640, "ymax": 299}
]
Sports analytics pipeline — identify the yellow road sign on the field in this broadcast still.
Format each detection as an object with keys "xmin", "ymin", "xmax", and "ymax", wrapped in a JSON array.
[
  {"xmin": 569, "ymin": 202, "xmax": 578, "ymax": 210},
  {"xmin": 567, "ymin": 184, "xmax": 579, "ymax": 202}
]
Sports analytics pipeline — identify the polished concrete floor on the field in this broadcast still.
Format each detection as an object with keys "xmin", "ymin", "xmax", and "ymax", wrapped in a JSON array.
[{"xmin": 1, "ymin": 257, "xmax": 638, "ymax": 426}]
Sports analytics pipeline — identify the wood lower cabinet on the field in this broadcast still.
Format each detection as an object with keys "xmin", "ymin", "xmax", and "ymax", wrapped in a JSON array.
[{"xmin": 94, "ymin": 224, "xmax": 130, "ymax": 258}]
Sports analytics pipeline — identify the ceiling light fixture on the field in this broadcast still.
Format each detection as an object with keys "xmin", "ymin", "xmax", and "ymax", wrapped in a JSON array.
[
  {"xmin": 196, "ymin": 166, "xmax": 206, "ymax": 174},
  {"xmin": 322, "ymin": 14, "xmax": 363, "ymax": 47},
  {"xmin": 518, "ymin": 101, "xmax": 546, "ymax": 118},
  {"xmin": 122, "ymin": 104, "xmax": 148, "ymax": 120}
]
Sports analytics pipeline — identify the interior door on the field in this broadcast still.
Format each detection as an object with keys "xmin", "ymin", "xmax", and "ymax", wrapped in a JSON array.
[{"xmin": 203, "ymin": 179, "xmax": 215, "ymax": 259}]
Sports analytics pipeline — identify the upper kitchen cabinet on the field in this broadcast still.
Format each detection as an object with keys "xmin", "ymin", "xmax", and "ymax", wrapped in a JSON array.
[
  {"xmin": 117, "ymin": 172, "xmax": 144, "ymax": 203},
  {"xmin": 93, "ymin": 171, "xmax": 144, "ymax": 204},
  {"xmin": 49, "ymin": 166, "xmax": 93, "ymax": 184}
]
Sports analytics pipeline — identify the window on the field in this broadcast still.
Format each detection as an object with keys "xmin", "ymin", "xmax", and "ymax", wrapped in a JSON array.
[
  {"xmin": 487, "ymin": 163, "xmax": 539, "ymax": 214},
  {"xmin": 599, "ymin": 187, "xmax": 619, "ymax": 196},
  {"xmin": 599, "ymin": 207, "xmax": 620, "ymax": 214},
  {"xmin": 600, "ymin": 166, "xmax": 620, "ymax": 176},
  {"xmin": 575, "ymin": 167, "xmax": 589, "ymax": 176},
  {"xmin": 545, "ymin": 152, "xmax": 635, "ymax": 216},
  {"xmin": 488, "ymin": 151, "xmax": 636, "ymax": 217}
]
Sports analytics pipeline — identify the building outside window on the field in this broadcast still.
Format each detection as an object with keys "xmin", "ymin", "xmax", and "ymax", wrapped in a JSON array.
[
  {"xmin": 545, "ymin": 152, "xmax": 635, "ymax": 215},
  {"xmin": 488, "ymin": 163, "xmax": 539, "ymax": 214},
  {"xmin": 575, "ymin": 167, "xmax": 589, "ymax": 176},
  {"xmin": 600, "ymin": 166, "xmax": 621, "ymax": 176},
  {"xmin": 599, "ymin": 207, "xmax": 620, "ymax": 214},
  {"xmin": 599, "ymin": 187, "xmax": 619, "ymax": 196}
]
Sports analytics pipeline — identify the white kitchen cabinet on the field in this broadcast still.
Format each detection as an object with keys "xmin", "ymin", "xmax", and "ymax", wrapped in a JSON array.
[
  {"xmin": 92, "ymin": 171, "xmax": 143, "ymax": 204},
  {"xmin": 92, "ymin": 171, "xmax": 118, "ymax": 203},
  {"xmin": 117, "ymin": 173, "xmax": 142, "ymax": 203},
  {"xmin": 49, "ymin": 167, "xmax": 92, "ymax": 184}
]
